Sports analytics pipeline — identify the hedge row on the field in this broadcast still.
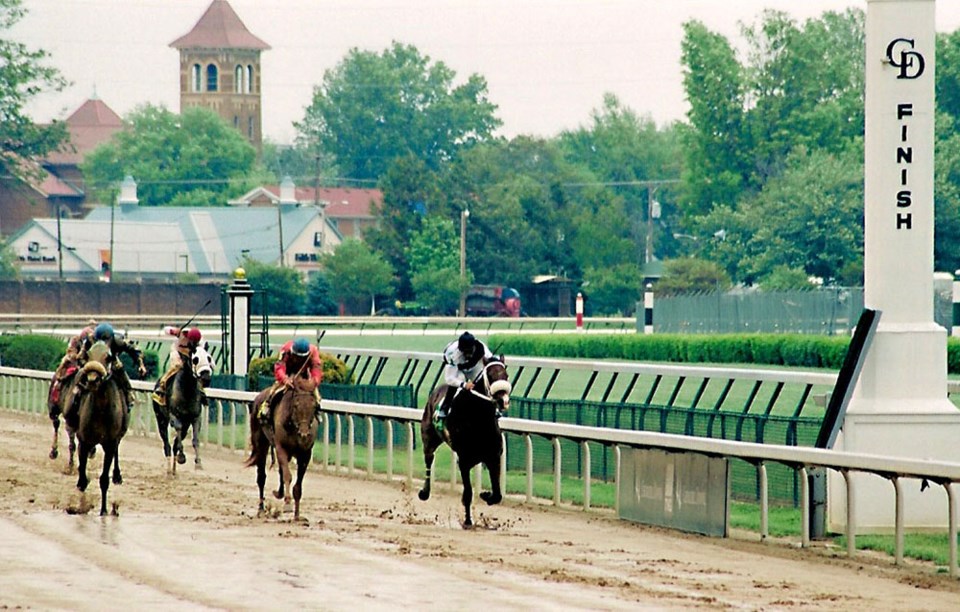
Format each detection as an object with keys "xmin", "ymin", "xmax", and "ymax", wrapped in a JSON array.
[
  {"xmin": 0, "ymin": 334, "xmax": 160, "ymax": 380},
  {"xmin": 490, "ymin": 333, "xmax": 960, "ymax": 373}
]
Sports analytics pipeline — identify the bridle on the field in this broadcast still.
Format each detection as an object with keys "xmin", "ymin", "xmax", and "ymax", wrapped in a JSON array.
[{"xmin": 468, "ymin": 360, "xmax": 512, "ymax": 410}]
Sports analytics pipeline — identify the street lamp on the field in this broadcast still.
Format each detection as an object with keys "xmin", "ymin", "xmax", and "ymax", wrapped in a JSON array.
[{"xmin": 459, "ymin": 208, "xmax": 470, "ymax": 317}]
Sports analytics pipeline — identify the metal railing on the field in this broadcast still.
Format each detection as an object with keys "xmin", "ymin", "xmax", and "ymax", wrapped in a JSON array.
[{"xmin": 2, "ymin": 364, "xmax": 957, "ymax": 577}]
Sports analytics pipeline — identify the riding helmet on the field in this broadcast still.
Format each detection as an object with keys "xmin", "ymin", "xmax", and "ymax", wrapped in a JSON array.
[
  {"xmin": 457, "ymin": 332, "xmax": 477, "ymax": 355},
  {"xmin": 94, "ymin": 322, "xmax": 114, "ymax": 341},
  {"xmin": 291, "ymin": 337, "xmax": 311, "ymax": 356},
  {"xmin": 186, "ymin": 327, "xmax": 202, "ymax": 344}
]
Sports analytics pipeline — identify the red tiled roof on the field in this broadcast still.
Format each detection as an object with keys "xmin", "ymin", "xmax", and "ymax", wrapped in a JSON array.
[
  {"xmin": 263, "ymin": 186, "xmax": 380, "ymax": 218},
  {"xmin": 45, "ymin": 99, "xmax": 123, "ymax": 166},
  {"xmin": 170, "ymin": 0, "xmax": 270, "ymax": 50},
  {"xmin": 37, "ymin": 171, "xmax": 84, "ymax": 198}
]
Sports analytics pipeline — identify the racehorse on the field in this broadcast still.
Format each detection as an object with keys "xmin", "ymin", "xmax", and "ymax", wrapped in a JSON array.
[
  {"xmin": 152, "ymin": 345, "xmax": 213, "ymax": 474},
  {"xmin": 67, "ymin": 341, "xmax": 129, "ymax": 516},
  {"xmin": 418, "ymin": 355, "xmax": 512, "ymax": 527},
  {"xmin": 245, "ymin": 373, "xmax": 319, "ymax": 520},
  {"xmin": 48, "ymin": 366, "xmax": 85, "ymax": 467}
]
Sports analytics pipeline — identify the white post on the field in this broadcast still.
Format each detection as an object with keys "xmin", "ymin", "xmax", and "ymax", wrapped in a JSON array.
[
  {"xmin": 228, "ymin": 268, "xmax": 254, "ymax": 376},
  {"xmin": 830, "ymin": 0, "xmax": 960, "ymax": 532}
]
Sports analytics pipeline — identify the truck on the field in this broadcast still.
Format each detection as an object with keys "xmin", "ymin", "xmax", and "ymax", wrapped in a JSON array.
[{"xmin": 465, "ymin": 285, "xmax": 521, "ymax": 317}]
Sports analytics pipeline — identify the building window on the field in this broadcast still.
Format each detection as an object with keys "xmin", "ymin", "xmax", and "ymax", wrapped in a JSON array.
[
  {"xmin": 247, "ymin": 65, "xmax": 254, "ymax": 93},
  {"xmin": 234, "ymin": 116, "xmax": 239, "ymax": 128},
  {"xmin": 235, "ymin": 65, "xmax": 244, "ymax": 93},
  {"xmin": 206, "ymin": 64, "xmax": 219, "ymax": 92},
  {"xmin": 248, "ymin": 117, "xmax": 254, "ymax": 139},
  {"xmin": 191, "ymin": 64, "xmax": 202, "ymax": 92}
]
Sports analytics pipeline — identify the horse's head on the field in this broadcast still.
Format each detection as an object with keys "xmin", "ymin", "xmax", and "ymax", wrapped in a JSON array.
[
  {"xmin": 477, "ymin": 355, "xmax": 511, "ymax": 413},
  {"xmin": 79, "ymin": 341, "xmax": 112, "ymax": 390},
  {"xmin": 191, "ymin": 345, "xmax": 214, "ymax": 388},
  {"xmin": 284, "ymin": 375, "xmax": 319, "ymax": 442}
]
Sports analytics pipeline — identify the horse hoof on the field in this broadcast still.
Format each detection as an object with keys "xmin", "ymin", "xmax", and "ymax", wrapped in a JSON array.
[
  {"xmin": 418, "ymin": 490, "xmax": 430, "ymax": 501},
  {"xmin": 177, "ymin": 453, "xmax": 186, "ymax": 465},
  {"xmin": 480, "ymin": 492, "xmax": 502, "ymax": 506},
  {"xmin": 113, "ymin": 475, "xmax": 122, "ymax": 485},
  {"xmin": 49, "ymin": 448, "xmax": 58, "ymax": 460}
]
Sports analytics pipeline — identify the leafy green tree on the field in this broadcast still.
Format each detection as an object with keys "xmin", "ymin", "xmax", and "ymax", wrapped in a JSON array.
[
  {"xmin": 758, "ymin": 266, "xmax": 815, "ymax": 291},
  {"xmin": 679, "ymin": 20, "xmax": 748, "ymax": 215},
  {"xmin": 241, "ymin": 257, "xmax": 306, "ymax": 316},
  {"xmin": 0, "ymin": 242, "xmax": 20, "ymax": 279},
  {"xmin": 581, "ymin": 263, "xmax": 644, "ymax": 316},
  {"xmin": 304, "ymin": 272, "xmax": 338, "ymax": 315},
  {"xmin": 365, "ymin": 154, "xmax": 444, "ymax": 298},
  {"xmin": 295, "ymin": 42, "xmax": 501, "ymax": 182},
  {"xmin": 655, "ymin": 258, "xmax": 732, "ymax": 295},
  {"xmin": 732, "ymin": 146, "xmax": 863, "ymax": 284},
  {"xmin": 322, "ymin": 239, "xmax": 394, "ymax": 314},
  {"xmin": 260, "ymin": 139, "xmax": 339, "ymax": 188},
  {"xmin": 0, "ymin": 0, "xmax": 68, "ymax": 180},
  {"xmin": 82, "ymin": 105, "xmax": 261, "ymax": 206},
  {"xmin": 407, "ymin": 215, "xmax": 468, "ymax": 314},
  {"xmin": 937, "ymin": 30, "xmax": 960, "ymax": 123}
]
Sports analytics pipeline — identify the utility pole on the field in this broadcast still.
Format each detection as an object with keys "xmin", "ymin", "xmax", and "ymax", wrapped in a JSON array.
[
  {"xmin": 56, "ymin": 202, "xmax": 63, "ymax": 280},
  {"xmin": 459, "ymin": 208, "xmax": 470, "ymax": 317}
]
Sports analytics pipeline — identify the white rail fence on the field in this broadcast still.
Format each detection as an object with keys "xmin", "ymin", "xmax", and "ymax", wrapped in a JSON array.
[{"xmin": 1, "ymin": 365, "xmax": 957, "ymax": 577}]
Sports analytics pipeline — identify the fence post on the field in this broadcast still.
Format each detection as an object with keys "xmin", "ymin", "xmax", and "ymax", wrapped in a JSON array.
[
  {"xmin": 643, "ymin": 284, "xmax": 654, "ymax": 334},
  {"xmin": 575, "ymin": 292, "xmax": 584, "ymax": 332}
]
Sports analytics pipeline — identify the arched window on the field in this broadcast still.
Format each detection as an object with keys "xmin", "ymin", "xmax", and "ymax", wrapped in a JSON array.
[
  {"xmin": 235, "ymin": 65, "xmax": 244, "ymax": 93},
  {"xmin": 248, "ymin": 117, "xmax": 255, "ymax": 139},
  {"xmin": 191, "ymin": 64, "xmax": 202, "ymax": 92},
  {"xmin": 234, "ymin": 116, "xmax": 240, "ymax": 128},
  {"xmin": 206, "ymin": 64, "xmax": 218, "ymax": 92},
  {"xmin": 246, "ymin": 65, "xmax": 254, "ymax": 93}
]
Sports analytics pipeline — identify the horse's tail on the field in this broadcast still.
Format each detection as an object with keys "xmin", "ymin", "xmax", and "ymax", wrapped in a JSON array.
[{"xmin": 243, "ymin": 446, "xmax": 258, "ymax": 468}]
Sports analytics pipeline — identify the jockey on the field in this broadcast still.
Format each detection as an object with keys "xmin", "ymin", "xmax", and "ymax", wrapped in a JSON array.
[
  {"xmin": 258, "ymin": 337, "xmax": 323, "ymax": 424},
  {"xmin": 66, "ymin": 322, "xmax": 146, "ymax": 422},
  {"xmin": 48, "ymin": 318, "xmax": 97, "ymax": 410},
  {"xmin": 436, "ymin": 331, "xmax": 492, "ymax": 422},
  {"xmin": 152, "ymin": 326, "xmax": 203, "ymax": 407}
]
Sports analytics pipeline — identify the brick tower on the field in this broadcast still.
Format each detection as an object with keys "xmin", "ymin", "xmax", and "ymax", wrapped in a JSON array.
[{"xmin": 170, "ymin": 1, "xmax": 270, "ymax": 149}]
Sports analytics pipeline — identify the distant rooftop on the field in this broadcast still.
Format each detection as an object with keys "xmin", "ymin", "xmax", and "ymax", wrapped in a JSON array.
[{"xmin": 170, "ymin": 0, "xmax": 270, "ymax": 50}]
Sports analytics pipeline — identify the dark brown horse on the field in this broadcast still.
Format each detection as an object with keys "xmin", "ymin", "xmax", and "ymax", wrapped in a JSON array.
[
  {"xmin": 48, "ymin": 366, "xmax": 84, "ymax": 467},
  {"xmin": 152, "ymin": 345, "xmax": 213, "ymax": 474},
  {"xmin": 67, "ymin": 342, "xmax": 129, "ymax": 516},
  {"xmin": 245, "ymin": 374, "xmax": 319, "ymax": 520},
  {"xmin": 418, "ymin": 355, "xmax": 511, "ymax": 527}
]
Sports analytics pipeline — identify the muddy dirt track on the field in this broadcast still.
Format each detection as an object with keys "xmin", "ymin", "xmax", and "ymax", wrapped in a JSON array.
[{"xmin": 1, "ymin": 410, "xmax": 959, "ymax": 611}]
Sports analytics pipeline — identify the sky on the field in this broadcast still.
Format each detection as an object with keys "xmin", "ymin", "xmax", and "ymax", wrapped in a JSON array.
[{"xmin": 11, "ymin": 0, "xmax": 960, "ymax": 144}]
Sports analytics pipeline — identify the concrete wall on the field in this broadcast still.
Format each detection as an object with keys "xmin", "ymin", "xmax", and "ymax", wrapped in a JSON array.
[{"xmin": 0, "ymin": 281, "xmax": 222, "ymax": 315}]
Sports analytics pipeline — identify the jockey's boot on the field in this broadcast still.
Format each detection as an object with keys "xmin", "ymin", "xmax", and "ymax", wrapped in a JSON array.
[{"xmin": 151, "ymin": 384, "xmax": 166, "ymax": 407}]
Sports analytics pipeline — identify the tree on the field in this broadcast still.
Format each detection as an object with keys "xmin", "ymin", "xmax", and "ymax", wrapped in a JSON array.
[
  {"xmin": 241, "ymin": 257, "xmax": 306, "ymax": 316},
  {"xmin": 0, "ymin": 0, "xmax": 68, "ymax": 181},
  {"xmin": 581, "ymin": 263, "xmax": 644, "ymax": 316},
  {"xmin": 655, "ymin": 258, "xmax": 732, "ymax": 295},
  {"xmin": 0, "ymin": 242, "xmax": 20, "ymax": 280},
  {"xmin": 365, "ymin": 154, "xmax": 444, "ymax": 298},
  {"xmin": 304, "ymin": 272, "xmax": 338, "ymax": 316},
  {"xmin": 322, "ymin": 239, "xmax": 394, "ymax": 314},
  {"xmin": 295, "ymin": 42, "xmax": 501, "ymax": 182},
  {"xmin": 406, "ymin": 215, "xmax": 468, "ymax": 314},
  {"xmin": 82, "ymin": 105, "xmax": 261, "ymax": 206}
]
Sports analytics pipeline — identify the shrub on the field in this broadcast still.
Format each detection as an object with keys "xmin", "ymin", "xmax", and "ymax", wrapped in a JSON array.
[
  {"xmin": 0, "ymin": 334, "xmax": 66, "ymax": 370},
  {"xmin": 248, "ymin": 351, "xmax": 352, "ymax": 391}
]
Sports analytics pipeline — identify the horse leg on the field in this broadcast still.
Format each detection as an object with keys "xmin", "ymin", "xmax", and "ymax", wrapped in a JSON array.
[
  {"xmin": 49, "ymin": 413, "xmax": 60, "ymax": 460},
  {"xmin": 112, "ymin": 446, "xmax": 122, "ymax": 485},
  {"xmin": 76, "ymin": 440, "xmax": 90, "ymax": 493},
  {"xmin": 99, "ymin": 443, "xmax": 116, "ymax": 516},
  {"xmin": 192, "ymin": 416, "xmax": 203, "ymax": 470},
  {"xmin": 153, "ymin": 402, "xmax": 172, "ymax": 458},
  {"xmin": 459, "ymin": 463, "xmax": 475, "ymax": 527},
  {"xmin": 479, "ymin": 457, "xmax": 503, "ymax": 506},
  {"xmin": 274, "ymin": 447, "xmax": 293, "ymax": 512},
  {"xmin": 67, "ymin": 428, "xmax": 77, "ymax": 473},
  {"xmin": 292, "ymin": 452, "xmax": 309, "ymax": 521},
  {"xmin": 175, "ymin": 425, "xmax": 187, "ymax": 465}
]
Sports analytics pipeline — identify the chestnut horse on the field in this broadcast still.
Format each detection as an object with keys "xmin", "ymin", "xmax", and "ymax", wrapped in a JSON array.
[
  {"xmin": 152, "ymin": 345, "xmax": 213, "ymax": 474},
  {"xmin": 418, "ymin": 355, "xmax": 511, "ymax": 527},
  {"xmin": 245, "ymin": 374, "xmax": 319, "ymax": 520},
  {"xmin": 66, "ymin": 341, "xmax": 128, "ymax": 516}
]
